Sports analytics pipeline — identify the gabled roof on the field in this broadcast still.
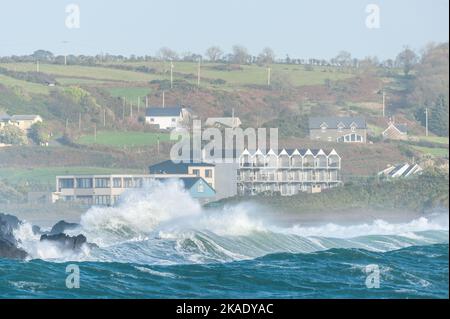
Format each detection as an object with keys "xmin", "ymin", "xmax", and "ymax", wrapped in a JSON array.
[
  {"xmin": 383, "ymin": 123, "xmax": 408, "ymax": 135},
  {"xmin": 149, "ymin": 160, "xmax": 214, "ymax": 174},
  {"xmin": 309, "ymin": 116, "xmax": 367, "ymax": 129},
  {"xmin": 145, "ymin": 106, "xmax": 183, "ymax": 117}
]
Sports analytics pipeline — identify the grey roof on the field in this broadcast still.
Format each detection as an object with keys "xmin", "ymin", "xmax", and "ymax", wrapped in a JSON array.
[
  {"xmin": 309, "ymin": 116, "xmax": 367, "ymax": 129},
  {"xmin": 145, "ymin": 106, "xmax": 182, "ymax": 117},
  {"xmin": 149, "ymin": 160, "xmax": 214, "ymax": 174},
  {"xmin": 0, "ymin": 114, "xmax": 11, "ymax": 121},
  {"xmin": 10, "ymin": 115, "xmax": 41, "ymax": 121}
]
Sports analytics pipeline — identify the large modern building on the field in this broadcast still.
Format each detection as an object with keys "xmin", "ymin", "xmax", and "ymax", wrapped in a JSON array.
[
  {"xmin": 55, "ymin": 174, "xmax": 215, "ymax": 205},
  {"xmin": 309, "ymin": 116, "xmax": 367, "ymax": 143},
  {"xmin": 238, "ymin": 148, "xmax": 342, "ymax": 196}
]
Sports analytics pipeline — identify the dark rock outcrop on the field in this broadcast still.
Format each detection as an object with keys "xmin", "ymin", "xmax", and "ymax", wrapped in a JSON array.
[
  {"xmin": 0, "ymin": 213, "xmax": 28, "ymax": 260},
  {"xmin": 48, "ymin": 220, "xmax": 79, "ymax": 235},
  {"xmin": 40, "ymin": 233, "xmax": 87, "ymax": 251}
]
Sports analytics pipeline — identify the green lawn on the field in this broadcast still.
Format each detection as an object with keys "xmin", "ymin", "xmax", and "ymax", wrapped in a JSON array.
[
  {"xmin": 0, "ymin": 167, "xmax": 143, "ymax": 186},
  {"xmin": 76, "ymin": 130, "xmax": 171, "ymax": 147},
  {"xmin": 412, "ymin": 146, "xmax": 449, "ymax": 158}
]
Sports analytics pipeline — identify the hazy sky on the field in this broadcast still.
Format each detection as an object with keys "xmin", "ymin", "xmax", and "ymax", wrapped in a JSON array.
[{"xmin": 0, "ymin": 0, "xmax": 448, "ymax": 59}]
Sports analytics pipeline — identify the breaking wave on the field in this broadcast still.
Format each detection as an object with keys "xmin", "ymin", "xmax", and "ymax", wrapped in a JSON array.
[{"xmin": 12, "ymin": 180, "xmax": 450, "ymax": 264}]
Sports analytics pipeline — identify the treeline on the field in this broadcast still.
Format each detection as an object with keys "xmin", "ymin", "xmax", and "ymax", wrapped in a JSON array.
[{"xmin": 0, "ymin": 45, "xmax": 432, "ymax": 70}]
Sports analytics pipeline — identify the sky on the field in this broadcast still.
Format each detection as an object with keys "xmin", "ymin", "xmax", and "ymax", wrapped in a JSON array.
[{"xmin": 0, "ymin": 0, "xmax": 448, "ymax": 60}]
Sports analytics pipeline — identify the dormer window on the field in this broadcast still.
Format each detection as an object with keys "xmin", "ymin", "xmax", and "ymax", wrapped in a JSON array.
[
  {"xmin": 337, "ymin": 122, "xmax": 345, "ymax": 132},
  {"xmin": 320, "ymin": 122, "xmax": 328, "ymax": 132},
  {"xmin": 350, "ymin": 122, "xmax": 358, "ymax": 132}
]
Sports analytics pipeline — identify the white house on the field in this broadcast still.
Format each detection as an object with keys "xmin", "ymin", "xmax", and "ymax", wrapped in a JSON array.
[{"xmin": 145, "ymin": 106, "xmax": 190, "ymax": 130}]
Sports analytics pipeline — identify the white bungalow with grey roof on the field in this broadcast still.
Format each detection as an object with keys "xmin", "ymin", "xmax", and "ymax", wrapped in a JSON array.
[
  {"xmin": 309, "ymin": 116, "xmax": 367, "ymax": 143},
  {"xmin": 145, "ymin": 106, "xmax": 191, "ymax": 130}
]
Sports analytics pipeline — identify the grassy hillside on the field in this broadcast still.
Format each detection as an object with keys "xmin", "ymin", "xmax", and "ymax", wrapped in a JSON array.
[{"xmin": 210, "ymin": 170, "xmax": 449, "ymax": 213}]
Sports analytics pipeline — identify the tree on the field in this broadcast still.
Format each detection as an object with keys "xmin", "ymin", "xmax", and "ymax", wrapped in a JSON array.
[
  {"xmin": 334, "ymin": 51, "xmax": 352, "ymax": 67},
  {"xmin": 28, "ymin": 122, "xmax": 50, "ymax": 145},
  {"xmin": 32, "ymin": 50, "xmax": 54, "ymax": 62},
  {"xmin": 0, "ymin": 125, "xmax": 27, "ymax": 145},
  {"xmin": 157, "ymin": 47, "xmax": 178, "ymax": 61},
  {"xmin": 257, "ymin": 47, "xmax": 276, "ymax": 65},
  {"xmin": 429, "ymin": 95, "xmax": 449, "ymax": 136},
  {"xmin": 205, "ymin": 46, "xmax": 223, "ymax": 62},
  {"xmin": 395, "ymin": 46, "xmax": 418, "ymax": 76},
  {"xmin": 231, "ymin": 45, "xmax": 250, "ymax": 65}
]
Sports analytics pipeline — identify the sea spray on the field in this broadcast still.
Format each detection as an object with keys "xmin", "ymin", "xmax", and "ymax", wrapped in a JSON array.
[{"xmin": 8, "ymin": 181, "xmax": 450, "ymax": 264}]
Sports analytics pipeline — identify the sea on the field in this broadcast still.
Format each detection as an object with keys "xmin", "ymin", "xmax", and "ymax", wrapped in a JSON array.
[{"xmin": 1, "ymin": 181, "xmax": 448, "ymax": 298}]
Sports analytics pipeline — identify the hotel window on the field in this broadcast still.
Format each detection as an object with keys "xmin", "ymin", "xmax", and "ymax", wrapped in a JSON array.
[
  {"xmin": 59, "ymin": 178, "xmax": 74, "ymax": 189},
  {"xmin": 192, "ymin": 169, "xmax": 200, "ymax": 176},
  {"xmin": 113, "ymin": 178, "xmax": 122, "ymax": 188},
  {"xmin": 76, "ymin": 178, "xmax": 93, "ymax": 189},
  {"xmin": 94, "ymin": 195, "xmax": 110, "ymax": 205},
  {"xmin": 95, "ymin": 178, "xmax": 110, "ymax": 188},
  {"xmin": 150, "ymin": 118, "xmax": 155, "ymax": 122},
  {"xmin": 205, "ymin": 169, "xmax": 212, "ymax": 178},
  {"xmin": 172, "ymin": 118, "xmax": 176, "ymax": 122},
  {"xmin": 124, "ymin": 178, "xmax": 134, "ymax": 188}
]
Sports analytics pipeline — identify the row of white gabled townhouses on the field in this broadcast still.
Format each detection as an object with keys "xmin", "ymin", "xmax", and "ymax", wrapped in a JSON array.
[{"xmin": 237, "ymin": 148, "xmax": 342, "ymax": 196}]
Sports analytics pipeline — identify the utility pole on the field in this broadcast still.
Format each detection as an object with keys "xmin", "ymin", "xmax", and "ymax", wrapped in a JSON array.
[
  {"xmin": 170, "ymin": 61, "xmax": 174, "ymax": 89},
  {"xmin": 267, "ymin": 67, "xmax": 271, "ymax": 87},
  {"xmin": 103, "ymin": 108, "xmax": 106, "ymax": 127},
  {"xmin": 78, "ymin": 113, "xmax": 81, "ymax": 131},
  {"xmin": 122, "ymin": 97, "xmax": 125, "ymax": 121},
  {"xmin": 425, "ymin": 107, "xmax": 429, "ymax": 137},
  {"xmin": 162, "ymin": 91, "xmax": 165, "ymax": 108},
  {"xmin": 382, "ymin": 90, "xmax": 386, "ymax": 117},
  {"xmin": 145, "ymin": 96, "xmax": 148, "ymax": 108},
  {"xmin": 197, "ymin": 58, "xmax": 201, "ymax": 87},
  {"xmin": 137, "ymin": 97, "xmax": 140, "ymax": 113},
  {"xmin": 157, "ymin": 135, "xmax": 160, "ymax": 155}
]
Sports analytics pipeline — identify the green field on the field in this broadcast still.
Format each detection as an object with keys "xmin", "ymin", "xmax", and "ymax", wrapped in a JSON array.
[
  {"xmin": 0, "ymin": 63, "xmax": 158, "ymax": 82},
  {"xmin": 0, "ymin": 74, "xmax": 50, "ymax": 95},
  {"xmin": 412, "ymin": 145, "xmax": 449, "ymax": 158},
  {"xmin": 107, "ymin": 61, "xmax": 354, "ymax": 87},
  {"xmin": 418, "ymin": 135, "xmax": 449, "ymax": 145},
  {"xmin": 76, "ymin": 130, "xmax": 171, "ymax": 147},
  {"xmin": 0, "ymin": 166, "xmax": 143, "ymax": 186}
]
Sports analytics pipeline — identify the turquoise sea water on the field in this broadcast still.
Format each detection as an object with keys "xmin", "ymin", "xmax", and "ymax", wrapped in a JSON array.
[
  {"xmin": 0, "ymin": 244, "xmax": 448, "ymax": 298},
  {"xmin": 1, "ymin": 183, "xmax": 448, "ymax": 298}
]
